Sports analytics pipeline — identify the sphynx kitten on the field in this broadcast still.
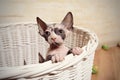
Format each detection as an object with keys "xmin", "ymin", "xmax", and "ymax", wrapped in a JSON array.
[{"xmin": 37, "ymin": 12, "xmax": 83, "ymax": 63}]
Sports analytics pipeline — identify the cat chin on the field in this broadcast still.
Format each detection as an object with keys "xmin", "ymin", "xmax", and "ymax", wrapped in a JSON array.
[
  {"xmin": 49, "ymin": 40, "xmax": 63, "ymax": 45},
  {"xmin": 51, "ymin": 42, "xmax": 62, "ymax": 46}
]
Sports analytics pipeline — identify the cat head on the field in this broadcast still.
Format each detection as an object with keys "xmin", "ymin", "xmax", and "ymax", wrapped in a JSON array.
[{"xmin": 36, "ymin": 12, "xmax": 73, "ymax": 47}]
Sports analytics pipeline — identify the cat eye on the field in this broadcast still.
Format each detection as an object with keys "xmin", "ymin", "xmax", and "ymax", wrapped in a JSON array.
[
  {"xmin": 45, "ymin": 31, "xmax": 50, "ymax": 36},
  {"xmin": 59, "ymin": 29, "xmax": 63, "ymax": 33}
]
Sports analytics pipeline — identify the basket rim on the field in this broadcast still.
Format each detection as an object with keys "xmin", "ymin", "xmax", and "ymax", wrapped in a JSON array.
[
  {"xmin": 0, "ymin": 22, "xmax": 99, "ymax": 40},
  {"xmin": 0, "ymin": 22, "xmax": 99, "ymax": 46}
]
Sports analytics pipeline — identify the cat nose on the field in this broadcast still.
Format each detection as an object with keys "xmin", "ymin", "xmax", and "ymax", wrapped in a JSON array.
[{"xmin": 51, "ymin": 37, "xmax": 56, "ymax": 41}]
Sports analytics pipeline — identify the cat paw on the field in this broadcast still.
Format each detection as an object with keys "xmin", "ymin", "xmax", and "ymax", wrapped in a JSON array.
[
  {"xmin": 51, "ymin": 54, "xmax": 65, "ymax": 63},
  {"xmin": 71, "ymin": 47, "xmax": 83, "ymax": 55}
]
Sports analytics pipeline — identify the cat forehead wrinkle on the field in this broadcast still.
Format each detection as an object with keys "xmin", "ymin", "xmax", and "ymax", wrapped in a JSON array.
[
  {"xmin": 54, "ymin": 24, "xmax": 64, "ymax": 29},
  {"xmin": 47, "ymin": 23, "xmax": 64, "ymax": 30},
  {"xmin": 48, "ymin": 23, "xmax": 56, "ymax": 28}
]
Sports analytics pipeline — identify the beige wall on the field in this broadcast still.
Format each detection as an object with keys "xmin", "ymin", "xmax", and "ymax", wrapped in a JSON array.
[{"xmin": 0, "ymin": 0, "xmax": 120, "ymax": 48}]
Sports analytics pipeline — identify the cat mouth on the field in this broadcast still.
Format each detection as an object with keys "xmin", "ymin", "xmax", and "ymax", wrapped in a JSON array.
[{"xmin": 52, "ymin": 42, "xmax": 61, "ymax": 46}]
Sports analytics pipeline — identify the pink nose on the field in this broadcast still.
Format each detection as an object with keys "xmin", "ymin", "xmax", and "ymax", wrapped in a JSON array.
[{"xmin": 51, "ymin": 38, "xmax": 56, "ymax": 41}]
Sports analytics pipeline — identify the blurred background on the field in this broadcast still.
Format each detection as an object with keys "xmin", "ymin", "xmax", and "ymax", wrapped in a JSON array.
[{"xmin": 0, "ymin": 0, "xmax": 120, "ymax": 48}]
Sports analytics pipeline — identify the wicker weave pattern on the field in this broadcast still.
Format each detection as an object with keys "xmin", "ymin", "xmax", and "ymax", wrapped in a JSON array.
[{"xmin": 0, "ymin": 23, "xmax": 98, "ymax": 80}]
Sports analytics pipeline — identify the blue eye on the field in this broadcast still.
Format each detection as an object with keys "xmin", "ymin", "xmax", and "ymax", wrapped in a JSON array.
[
  {"xmin": 45, "ymin": 31, "xmax": 50, "ymax": 36},
  {"xmin": 59, "ymin": 29, "xmax": 63, "ymax": 33}
]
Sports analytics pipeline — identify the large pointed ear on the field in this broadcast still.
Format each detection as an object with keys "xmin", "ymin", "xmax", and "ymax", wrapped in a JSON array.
[
  {"xmin": 61, "ymin": 12, "xmax": 73, "ymax": 30},
  {"xmin": 36, "ymin": 17, "xmax": 48, "ymax": 35}
]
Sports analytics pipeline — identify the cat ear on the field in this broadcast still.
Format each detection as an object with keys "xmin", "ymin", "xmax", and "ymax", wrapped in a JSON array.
[
  {"xmin": 61, "ymin": 12, "xmax": 73, "ymax": 30},
  {"xmin": 36, "ymin": 17, "xmax": 48, "ymax": 35}
]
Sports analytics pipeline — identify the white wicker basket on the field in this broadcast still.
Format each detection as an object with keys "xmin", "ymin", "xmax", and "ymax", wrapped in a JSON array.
[{"xmin": 0, "ymin": 23, "xmax": 98, "ymax": 80}]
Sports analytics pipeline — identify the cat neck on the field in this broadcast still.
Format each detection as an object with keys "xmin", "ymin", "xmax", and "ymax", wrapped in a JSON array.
[{"xmin": 49, "ymin": 43, "xmax": 64, "ymax": 51}]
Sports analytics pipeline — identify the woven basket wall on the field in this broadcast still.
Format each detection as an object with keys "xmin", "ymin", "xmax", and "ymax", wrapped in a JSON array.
[{"xmin": 0, "ymin": 23, "xmax": 98, "ymax": 80}]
